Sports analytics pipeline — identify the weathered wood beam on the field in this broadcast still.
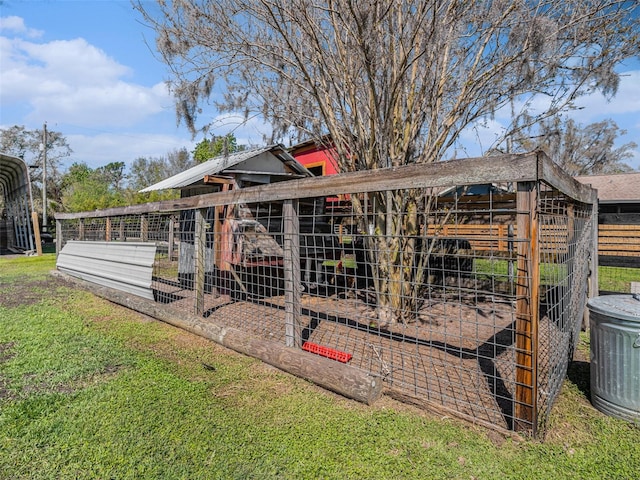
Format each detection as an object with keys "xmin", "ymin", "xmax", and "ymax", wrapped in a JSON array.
[
  {"xmin": 56, "ymin": 153, "xmax": 542, "ymax": 220},
  {"xmin": 203, "ymin": 175, "xmax": 235, "ymax": 185},
  {"xmin": 536, "ymin": 152, "xmax": 597, "ymax": 205},
  {"xmin": 598, "ymin": 255, "xmax": 640, "ymax": 268},
  {"xmin": 51, "ymin": 270, "xmax": 383, "ymax": 405}
]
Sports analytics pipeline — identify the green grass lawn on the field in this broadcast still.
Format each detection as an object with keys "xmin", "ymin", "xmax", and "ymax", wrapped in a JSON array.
[
  {"xmin": 474, "ymin": 258, "xmax": 639, "ymax": 294},
  {"xmin": 1, "ymin": 254, "xmax": 639, "ymax": 479},
  {"xmin": 598, "ymin": 265, "xmax": 640, "ymax": 293}
]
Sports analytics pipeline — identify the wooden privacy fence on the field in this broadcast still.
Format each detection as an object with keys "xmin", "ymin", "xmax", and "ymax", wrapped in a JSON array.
[
  {"xmin": 55, "ymin": 151, "xmax": 597, "ymax": 437},
  {"xmin": 427, "ymin": 223, "xmax": 576, "ymax": 257},
  {"xmin": 430, "ymin": 223, "xmax": 640, "ymax": 259},
  {"xmin": 598, "ymin": 225, "xmax": 640, "ymax": 258}
]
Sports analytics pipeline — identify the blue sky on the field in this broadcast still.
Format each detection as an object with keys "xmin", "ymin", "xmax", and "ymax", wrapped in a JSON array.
[
  {"xmin": 0, "ymin": 0, "xmax": 271, "ymax": 170},
  {"xmin": 1, "ymin": 0, "xmax": 640, "ymax": 172}
]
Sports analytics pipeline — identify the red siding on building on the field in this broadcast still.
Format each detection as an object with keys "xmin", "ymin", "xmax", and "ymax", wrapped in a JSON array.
[{"xmin": 290, "ymin": 142, "xmax": 340, "ymax": 176}]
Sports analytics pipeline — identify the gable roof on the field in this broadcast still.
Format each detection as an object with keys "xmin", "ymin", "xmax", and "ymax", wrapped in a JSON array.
[
  {"xmin": 574, "ymin": 172, "xmax": 640, "ymax": 203},
  {"xmin": 140, "ymin": 144, "xmax": 311, "ymax": 192}
]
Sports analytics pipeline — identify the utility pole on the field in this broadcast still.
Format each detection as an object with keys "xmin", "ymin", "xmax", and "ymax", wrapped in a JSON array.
[{"xmin": 41, "ymin": 122, "xmax": 47, "ymax": 233}]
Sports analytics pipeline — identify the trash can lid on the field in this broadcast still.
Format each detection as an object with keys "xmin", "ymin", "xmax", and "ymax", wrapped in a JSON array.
[{"xmin": 587, "ymin": 294, "xmax": 640, "ymax": 323}]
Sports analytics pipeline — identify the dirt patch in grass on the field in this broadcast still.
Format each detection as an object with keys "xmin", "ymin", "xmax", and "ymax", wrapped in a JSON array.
[
  {"xmin": 0, "ymin": 341, "xmax": 16, "ymax": 362},
  {"xmin": 0, "ymin": 277, "xmax": 73, "ymax": 308},
  {"xmin": 0, "ymin": 342, "xmax": 17, "ymax": 401}
]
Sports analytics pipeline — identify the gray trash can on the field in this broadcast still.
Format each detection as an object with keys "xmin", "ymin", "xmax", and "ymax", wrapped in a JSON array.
[{"xmin": 588, "ymin": 295, "xmax": 640, "ymax": 424}]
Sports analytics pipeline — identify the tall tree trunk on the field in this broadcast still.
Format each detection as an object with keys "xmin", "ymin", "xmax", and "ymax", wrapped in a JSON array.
[{"xmin": 353, "ymin": 190, "xmax": 423, "ymax": 325}]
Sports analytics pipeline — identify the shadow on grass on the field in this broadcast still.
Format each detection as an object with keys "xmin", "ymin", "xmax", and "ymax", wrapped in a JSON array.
[{"xmin": 566, "ymin": 360, "xmax": 590, "ymax": 399}]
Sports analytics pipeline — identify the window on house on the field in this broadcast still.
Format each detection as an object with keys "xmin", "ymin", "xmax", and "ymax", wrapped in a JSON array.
[{"xmin": 308, "ymin": 165, "xmax": 324, "ymax": 176}]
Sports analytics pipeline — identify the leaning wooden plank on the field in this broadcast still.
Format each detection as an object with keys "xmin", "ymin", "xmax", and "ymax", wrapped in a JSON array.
[{"xmin": 51, "ymin": 270, "xmax": 383, "ymax": 406}]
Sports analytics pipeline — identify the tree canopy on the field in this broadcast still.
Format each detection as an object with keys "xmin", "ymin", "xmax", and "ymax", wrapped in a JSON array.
[
  {"xmin": 136, "ymin": 0, "xmax": 640, "ymax": 324},
  {"xmin": 512, "ymin": 117, "xmax": 637, "ymax": 175},
  {"xmin": 192, "ymin": 133, "xmax": 244, "ymax": 163},
  {"xmin": 136, "ymin": 0, "xmax": 639, "ymax": 172},
  {"xmin": 60, "ymin": 162, "xmax": 128, "ymax": 212},
  {"xmin": 128, "ymin": 148, "xmax": 193, "ymax": 203}
]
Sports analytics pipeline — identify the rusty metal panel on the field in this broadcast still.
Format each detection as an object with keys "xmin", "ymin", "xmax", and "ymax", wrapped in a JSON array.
[{"xmin": 56, "ymin": 241, "xmax": 156, "ymax": 300}]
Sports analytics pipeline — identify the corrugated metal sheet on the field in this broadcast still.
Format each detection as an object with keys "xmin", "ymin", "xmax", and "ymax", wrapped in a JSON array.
[
  {"xmin": 139, "ymin": 144, "xmax": 311, "ymax": 192},
  {"xmin": 57, "ymin": 241, "xmax": 156, "ymax": 300}
]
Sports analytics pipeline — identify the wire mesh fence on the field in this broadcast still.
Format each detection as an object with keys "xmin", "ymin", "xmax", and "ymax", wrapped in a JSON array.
[{"xmin": 55, "ymin": 153, "xmax": 597, "ymax": 436}]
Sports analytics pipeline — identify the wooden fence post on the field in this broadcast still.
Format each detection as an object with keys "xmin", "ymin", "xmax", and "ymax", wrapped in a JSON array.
[
  {"xmin": 584, "ymin": 202, "xmax": 599, "ymax": 330},
  {"xmin": 141, "ymin": 215, "xmax": 149, "ymax": 242},
  {"xmin": 105, "ymin": 217, "xmax": 112, "ymax": 242},
  {"xmin": 514, "ymin": 181, "xmax": 540, "ymax": 434},
  {"xmin": 31, "ymin": 211, "xmax": 42, "ymax": 256},
  {"xmin": 168, "ymin": 215, "xmax": 176, "ymax": 261},
  {"xmin": 283, "ymin": 199, "xmax": 302, "ymax": 348},
  {"xmin": 194, "ymin": 208, "xmax": 207, "ymax": 316},
  {"xmin": 55, "ymin": 219, "xmax": 62, "ymax": 258}
]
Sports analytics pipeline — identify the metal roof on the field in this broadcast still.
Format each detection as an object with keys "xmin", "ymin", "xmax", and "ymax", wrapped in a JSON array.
[{"xmin": 140, "ymin": 144, "xmax": 312, "ymax": 192}]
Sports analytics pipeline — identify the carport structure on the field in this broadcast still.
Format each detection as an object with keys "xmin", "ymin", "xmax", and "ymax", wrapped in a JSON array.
[{"xmin": 0, "ymin": 152, "xmax": 41, "ymax": 254}]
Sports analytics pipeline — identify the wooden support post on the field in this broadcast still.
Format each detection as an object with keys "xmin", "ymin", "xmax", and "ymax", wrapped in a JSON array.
[
  {"xmin": 31, "ymin": 211, "xmax": 42, "ymax": 256},
  {"xmin": 141, "ymin": 215, "xmax": 149, "ymax": 242},
  {"xmin": 194, "ymin": 208, "xmax": 207, "ymax": 316},
  {"xmin": 213, "ymin": 205, "xmax": 221, "ymax": 268},
  {"xmin": 584, "ymin": 202, "xmax": 599, "ymax": 330},
  {"xmin": 514, "ymin": 181, "xmax": 540, "ymax": 434},
  {"xmin": 105, "ymin": 217, "xmax": 112, "ymax": 242},
  {"xmin": 79, "ymin": 218, "xmax": 85, "ymax": 241},
  {"xmin": 283, "ymin": 199, "xmax": 302, "ymax": 348},
  {"xmin": 168, "ymin": 215, "xmax": 176, "ymax": 261},
  {"xmin": 55, "ymin": 219, "xmax": 62, "ymax": 258},
  {"xmin": 119, "ymin": 218, "xmax": 125, "ymax": 242}
]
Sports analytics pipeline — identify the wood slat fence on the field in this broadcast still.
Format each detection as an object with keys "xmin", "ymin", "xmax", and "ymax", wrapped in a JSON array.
[{"xmin": 427, "ymin": 224, "xmax": 640, "ymax": 258}]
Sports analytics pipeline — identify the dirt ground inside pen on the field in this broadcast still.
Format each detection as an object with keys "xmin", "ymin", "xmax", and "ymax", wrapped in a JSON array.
[{"xmin": 152, "ymin": 277, "xmax": 537, "ymax": 431}]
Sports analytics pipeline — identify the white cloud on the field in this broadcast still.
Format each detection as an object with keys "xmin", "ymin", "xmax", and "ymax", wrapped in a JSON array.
[
  {"xmin": 571, "ymin": 70, "xmax": 640, "ymax": 122},
  {"xmin": 455, "ymin": 118, "xmax": 507, "ymax": 157},
  {"xmin": 0, "ymin": 26, "xmax": 171, "ymax": 128},
  {"xmin": 0, "ymin": 15, "xmax": 43, "ymax": 38},
  {"xmin": 28, "ymin": 81, "xmax": 169, "ymax": 127},
  {"xmin": 456, "ymin": 68, "xmax": 640, "ymax": 169}
]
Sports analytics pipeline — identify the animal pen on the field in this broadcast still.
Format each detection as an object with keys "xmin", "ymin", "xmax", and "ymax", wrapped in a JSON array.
[{"xmin": 55, "ymin": 151, "xmax": 597, "ymax": 437}]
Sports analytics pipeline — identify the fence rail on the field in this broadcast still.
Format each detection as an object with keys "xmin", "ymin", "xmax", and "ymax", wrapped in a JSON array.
[{"xmin": 55, "ymin": 151, "xmax": 597, "ymax": 437}]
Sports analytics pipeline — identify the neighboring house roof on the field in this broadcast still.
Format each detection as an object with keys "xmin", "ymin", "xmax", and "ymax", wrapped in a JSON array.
[
  {"xmin": 574, "ymin": 172, "xmax": 640, "ymax": 203},
  {"xmin": 140, "ymin": 144, "xmax": 311, "ymax": 192}
]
